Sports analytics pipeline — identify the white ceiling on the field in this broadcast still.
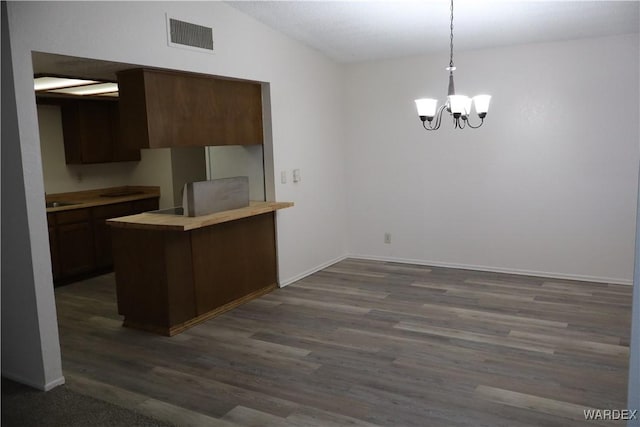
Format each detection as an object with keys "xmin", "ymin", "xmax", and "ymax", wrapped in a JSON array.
[{"xmin": 227, "ymin": 1, "xmax": 640, "ymax": 63}]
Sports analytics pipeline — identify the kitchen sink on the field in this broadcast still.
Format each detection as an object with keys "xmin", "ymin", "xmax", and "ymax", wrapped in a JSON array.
[{"xmin": 46, "ymin": 201, "xmax": 78, "ymax": 208}]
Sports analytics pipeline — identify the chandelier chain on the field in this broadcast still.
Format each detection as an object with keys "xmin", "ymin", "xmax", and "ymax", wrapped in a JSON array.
[{"xmin": 449, "ymin": 0, "xmax": 454, "ymax": 69}]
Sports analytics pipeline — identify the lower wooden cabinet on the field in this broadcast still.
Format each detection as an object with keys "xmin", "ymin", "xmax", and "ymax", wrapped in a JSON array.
[
  {"xmin": 48, "ymin": 197, "xmax": 159, "ymax": 284},
  {"xmin": 47, "ymin": 217, "xmax": 60, "ymax": 279},
  {"xmin": 58, "ymin": 221, "xmax": 95, "ymax": 277},
  {"xmin": 93, "ymin": 202, "xmax": 136, "ymax": 270},
  {"xmin": 111, "ymin": 212, "xmax": 277, "ymax": 336}
]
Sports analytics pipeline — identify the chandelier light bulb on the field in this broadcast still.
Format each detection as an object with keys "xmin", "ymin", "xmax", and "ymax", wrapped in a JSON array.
[
  {"xmin": 473, "ymin": 95, "xmax": 491, "ymax": 116},
  {"xmin": 448, "ymin": 95, "xmax": 468, "ymax": 116},
  {"xmin": 415, "ymin": 98, "xmax": 438, "ymax": 120}
]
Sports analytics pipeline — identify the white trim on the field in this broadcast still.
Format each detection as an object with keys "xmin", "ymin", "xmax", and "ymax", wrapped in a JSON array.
[
  {"xmin": 2, "ymin": 371, "xmax": 65, "ymax": 391},
  {"xmin": 279, "ymin": 255, "xmax": 347, "ymax": 287},
  {"xmin": 43, "ymin": 376, "xmax": 66, "ymax": 391},
  {"xmin": 348, "ymin": 254, "xmax": 633, "ymax": 286}
]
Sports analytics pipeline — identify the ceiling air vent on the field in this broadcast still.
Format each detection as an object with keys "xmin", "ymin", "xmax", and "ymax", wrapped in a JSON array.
[{"xmin": 166, "ymin": 14, "xmax": 214, "ymax": 53}]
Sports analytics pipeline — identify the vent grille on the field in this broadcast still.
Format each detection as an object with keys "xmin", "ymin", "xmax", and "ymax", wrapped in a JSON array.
[{"xmin": 168, "ymin": 18, "xmax": 213, "ymax": 51}]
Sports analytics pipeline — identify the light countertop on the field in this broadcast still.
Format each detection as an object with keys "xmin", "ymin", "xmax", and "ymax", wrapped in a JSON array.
[
  {"xmin": 107, "ymin": 201, "xmax": 294, "ymax": 231},
  {"xmin": 46, "ymin": 186, "xmax": 160, "ymax": 213}
]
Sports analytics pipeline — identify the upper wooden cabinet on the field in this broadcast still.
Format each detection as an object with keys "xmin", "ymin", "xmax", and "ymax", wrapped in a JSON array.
[
  {"xmin": 56, "ymin": 99, "xmax": 141, "ymax": 164},
  {"xmin": 117, "ymin": 68, "xmax": 263, "ymax": 148}
]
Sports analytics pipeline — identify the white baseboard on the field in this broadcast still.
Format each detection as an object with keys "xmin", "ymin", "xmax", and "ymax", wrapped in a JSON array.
[
  {"xmin": 279, "ymin": 255, "xmax": 348, "ymax": 287},
  {"xmin": 44, "ymin": 376, "xmax": 66, "ymax": 391},
  {"xmin": 348, "ymin": 254, "xmax": 633, "ymax": 286},
  {"xmin": 2, "ymin": 370, "xmax": 65, "ymax": 391}
]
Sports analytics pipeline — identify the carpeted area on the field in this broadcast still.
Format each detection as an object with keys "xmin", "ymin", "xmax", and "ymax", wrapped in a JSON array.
[{"xmin": 1, "ymin": 378, "xmax": 174, "ymax": 427}]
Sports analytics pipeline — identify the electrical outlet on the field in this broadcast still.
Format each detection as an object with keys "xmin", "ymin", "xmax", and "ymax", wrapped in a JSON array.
[
  {"xmin": 280, "ymin": 171, "xmax": 287, "ymax": 184},
  {"xmin": 384, "ymin": 233, "xmax": 391, "ymax": 244}
]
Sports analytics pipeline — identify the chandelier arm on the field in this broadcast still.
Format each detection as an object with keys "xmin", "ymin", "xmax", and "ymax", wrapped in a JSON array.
[
  {"xmin": 421, "ymin": 105, "xmax": 445, "ymax": 130},
  {"xmin": 465, "ymin": 117, "xmax": 484, "ymax": 129},
  {"xmin": 433, "ymin": 104, "xmax": 447, "ymax": 130},
  {"xmin": 422, "ymin": 121, "xmax": 436, "ymax": 131},
  {"xmin": 423, "ymin": 107, "xmax": 444, "ymax": 131}
]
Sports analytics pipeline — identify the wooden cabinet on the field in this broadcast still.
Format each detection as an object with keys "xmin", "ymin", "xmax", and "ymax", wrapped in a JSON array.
[
  {"xmin": 191, "ymin": 213, "xmax": 276, "ymax": 316},
  {"xmin": 118, "ymin": 68, "xmax": 263, "ymax": 148},
  {"xmin": 56, "ymin": 209, "xmax": 95, "ymax": 278},
  {"xmin": 92, "ymin": 202, "xmax": 135, "ymax": 270},
  {"xmin": 48, "ymin": 197, "xmax": 159, "ymax": 284},
  {"xmin": 59, "ymin": 99, "xmax": 140, "ymax": 164},
  {"xmin": 111, "ymin": 212, "xmax": 278, "ymax": 336},
  {"xmin": 92, "ymin": 199, "xmax": 160, "ymax": 269},
  {"xmin": 47, "ymin": 213, "xmax": 60, "ymax": 280},
  {"xmin": 109, "ymin": 102, "xmax": 142, "ymax": 162}
]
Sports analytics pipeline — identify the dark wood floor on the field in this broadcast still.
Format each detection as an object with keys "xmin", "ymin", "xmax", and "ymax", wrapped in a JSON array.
[{"xmin": 55, "ymin": 258, "xmax": 632, "ymax": 427}]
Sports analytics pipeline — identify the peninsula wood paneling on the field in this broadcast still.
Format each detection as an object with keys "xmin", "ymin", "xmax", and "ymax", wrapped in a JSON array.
[
  {"xmin": 110, "ymin": 212, "xmax": 278, "ymax": 335},
  {"xmin": 191, "ymin": 213, "xmax": 277, "ymax": 315}
]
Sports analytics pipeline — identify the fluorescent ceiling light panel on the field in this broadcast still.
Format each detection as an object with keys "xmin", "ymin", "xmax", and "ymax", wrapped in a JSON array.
[
  {"xmin": 34, "ymin": 77, "xmax": 98, "ymax": 91},
  {"xmin": 49, "ymin": 82, "xmax": 119, "ymax": 96}
]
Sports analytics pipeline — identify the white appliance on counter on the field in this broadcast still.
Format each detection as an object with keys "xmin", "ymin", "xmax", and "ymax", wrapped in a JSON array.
[{"xmin": 182, "ymin": 176, "xmax": 249, "ymax": 217}]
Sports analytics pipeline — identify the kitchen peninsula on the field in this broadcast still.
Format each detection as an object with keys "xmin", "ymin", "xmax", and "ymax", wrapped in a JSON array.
[{"xmin": 107, "ymin": 201, "xmax": 293, "ymax": 336}]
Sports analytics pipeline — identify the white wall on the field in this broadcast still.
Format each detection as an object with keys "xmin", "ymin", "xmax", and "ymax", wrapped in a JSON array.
[
  {"xmin": 629, "ymin": 163, "xmax": 640, "ymax": 424},
  {"xmin": 207, "ymin": 145, "xmax": 266, "ymax": 201},
  {"xmin": 4, "ymin": 1, "xmax": 348, "ymax": 389},
  {"xmin": 345, "ymin": 34, "xmax": 639, "ymax": 284},
  {"xmin": 132, "ymin": 149, "xmax": 175, "ymax": 209},
  {"xmin": 2, "ymin": 2, "xmax": 63, "ymax": 390},
  {"xmin": 628, "ymin": 31, "xmax": 640, "ymax": 426},
  {"xmin": 171, "ymin": 147, "xmax": 207, "ymax": 206}
]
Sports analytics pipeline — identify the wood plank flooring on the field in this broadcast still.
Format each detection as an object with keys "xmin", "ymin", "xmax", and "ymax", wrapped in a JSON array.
[{"xmin": 55, "ymin": 259, "xmax": 632, "ymax": 426}]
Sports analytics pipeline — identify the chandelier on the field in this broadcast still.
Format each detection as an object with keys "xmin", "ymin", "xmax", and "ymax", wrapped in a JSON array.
[{"xmin": 414, "ymin": 0, "xmax": 491, "ymax": 130}]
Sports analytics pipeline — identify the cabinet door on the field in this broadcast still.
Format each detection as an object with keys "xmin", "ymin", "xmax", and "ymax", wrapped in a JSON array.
[
  {"xmin": 93, "ymin": 202, "xmax": 135, "ymax": 269},
  {"xmin": 62, "ymin": 100, "xmax": 114, "ymax": 164},
  {"xmin": 132, "ymin": 197, "xmax": 159, "ymax": 213},
  {"xmin": 49, "ymin": 226, "xmax": 60, "ymax": 280},
  {"xmin": 110, "ymin": 101, "xmax": 141, "ymax": 162},
  {"xmin": 191, "ymin": 212, "xmax": 276, "ymax": 315},
  {"xmin": 118, "ymin": 68, "xmax": 263, "ymax": 148},
  {"xmin": 47, "ymin": 214, "xmax": 60, "ymax": 281},
  {"xmin": 61, "ymin": 99, "xmax": 140, "ymax": 164},
  {"xmin": 58, "ymin": 221, "xmax": 95, "ymax": 277}
]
